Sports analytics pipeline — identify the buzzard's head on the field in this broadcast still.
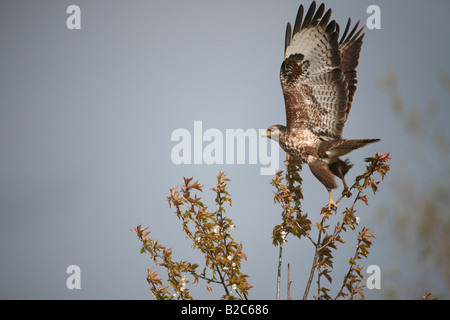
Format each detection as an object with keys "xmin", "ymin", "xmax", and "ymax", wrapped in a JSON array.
[{"xmin": 263, "ymin": 125, "xmax": 286, "ymax": 142}]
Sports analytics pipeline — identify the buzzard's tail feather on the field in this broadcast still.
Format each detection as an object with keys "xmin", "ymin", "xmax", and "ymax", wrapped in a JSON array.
[
  {"xmin": 323, "ymin": 138, "xmax": 380, "ymax": 158},
  {"xmin": 334, "ymin": 138, "xmax": 380, "ymax": 151}
]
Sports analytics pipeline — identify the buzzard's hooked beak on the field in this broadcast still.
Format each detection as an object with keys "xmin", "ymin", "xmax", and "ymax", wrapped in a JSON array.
[{"xmin": 262, "ymin": 130, "xmax": 269, "ymax": 138}]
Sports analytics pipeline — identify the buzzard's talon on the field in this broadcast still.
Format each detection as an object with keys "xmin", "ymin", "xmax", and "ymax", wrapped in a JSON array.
[
  {"xmin": 323, "ymin": 202, "xmax": 337, "ymax": 213},
  {"xmin": 324, "ymin": 189, "xmax": 337, "ymax": 212},
  {"xmin": 342, "ymin": 188, "xmax": 352, "ymax": 198},
  {"xmin": 324, "ymin": 202, "xmax": 337, "ymax": 212}
]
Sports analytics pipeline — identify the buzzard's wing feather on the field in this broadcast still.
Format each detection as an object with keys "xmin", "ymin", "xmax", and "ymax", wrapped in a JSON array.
[
  {"xmin": 292, "ymin": 4, "xmax": 304, "ymax": 34},
  {"xmin": 284, "ymin": 22, "xmax": 292, "ymax": 53},
  {"xmin": 338, "ymin": 19, "xmax": 365, "ymax": 120},
  {"xmin": 281, "ymin": 2, "xmax": 364, "ymax": 140}
]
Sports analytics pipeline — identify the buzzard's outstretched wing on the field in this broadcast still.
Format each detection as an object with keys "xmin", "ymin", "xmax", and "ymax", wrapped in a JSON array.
[{"xmin": 280, "ymin": 2, "xmax": 365, "ymax": 141}]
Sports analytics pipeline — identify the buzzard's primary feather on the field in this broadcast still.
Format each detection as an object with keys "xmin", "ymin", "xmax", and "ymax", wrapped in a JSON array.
[{"xmin": 264, "ymin": 1, "xmax": 379, "ymax": 210}]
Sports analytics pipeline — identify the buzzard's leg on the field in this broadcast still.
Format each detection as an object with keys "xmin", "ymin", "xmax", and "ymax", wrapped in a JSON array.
[
  {"xmin": 329, "ymin": 158, "xmax": 353, "ymax": 193},
  {"xmin": 341, "ymin": 176, "xmax": 349, "ymax": 191},
  {"xmin": 325, "ymin": 188, "xmax": 337, "ymax": 211},
  {"xmin": 307, "ymin": 158, "xmax": 338, "ymax": 211},
  {"xmin": 341, "ymin": 176, "xmax": 352, "ymax": 197}
]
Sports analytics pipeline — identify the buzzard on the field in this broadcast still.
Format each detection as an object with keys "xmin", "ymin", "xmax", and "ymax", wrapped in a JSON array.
[{"xmin": 264, "ymin": 1, "xmax": 379, "ymax": 210}]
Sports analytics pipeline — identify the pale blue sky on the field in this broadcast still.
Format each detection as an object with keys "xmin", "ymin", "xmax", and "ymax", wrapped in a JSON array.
[{"xmin": 1, "ymin": 0, "xmax": 449, "ymax": 299}]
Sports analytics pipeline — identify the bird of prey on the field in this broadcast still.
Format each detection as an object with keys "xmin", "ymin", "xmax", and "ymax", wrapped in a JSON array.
[{"xmin": 264, "ymin": 1, "xmax": 379, "ymax": 210}]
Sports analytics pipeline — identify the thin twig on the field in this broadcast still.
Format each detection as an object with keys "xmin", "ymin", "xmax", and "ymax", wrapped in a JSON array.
[
  {"xmin": 303, "ymin": 218, "xmax": 323, "ymax": 300},
  {"xmin": 303, "ymin": 244, "xmax": 318, "ymax": 300},
  {"xmin": 276, "ymin": 242, "xmax": 284, "ymax": 300},
  {"xmin": 287, "ymin": 263, "xmax": 292, "ymax": 300},
  {"xmin": 214, "ymin": 265, "xmax": 230, "ymax": 296},
  {"xmin": 295, "ymin": 221, "xmax": 316, "ymax": 246}
]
